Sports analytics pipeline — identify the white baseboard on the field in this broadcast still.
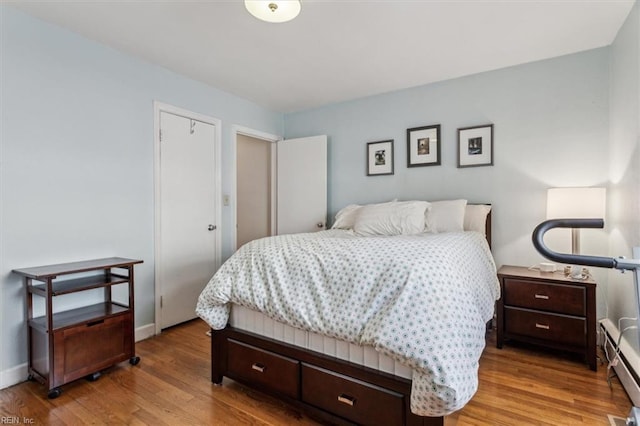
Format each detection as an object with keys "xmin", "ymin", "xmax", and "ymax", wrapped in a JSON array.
[
  {"xmin": 601, "ymin": 319, "xmax": 640, "ymax": 406},
  {"xmin": 0, "ymin": 322, "xmax": 156, "ymax": 390},
  {"xmin": 0, "ymin": 362, "xmax": 28, "ymax": 390},
  {"xmin": 135, "ymin": 323, "xmax": 156, "ymax": 342}
]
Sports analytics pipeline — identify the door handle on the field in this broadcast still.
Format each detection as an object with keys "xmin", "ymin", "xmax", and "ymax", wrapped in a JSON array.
[
  {"xmin": 208, "ymin": 225, "xmax": 216, "ymax": 231},
  {"xmin": 317, "ymin": 222, "xmax": 324, "ymax": 228}
]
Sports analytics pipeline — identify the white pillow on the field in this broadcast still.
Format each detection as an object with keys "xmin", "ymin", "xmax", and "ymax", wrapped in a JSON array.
[
  {"xmin": 331, "ymin": 204, "xmax": 361, "ymax": 229},
  {"xmin": 425, "ymin": 199, "xmax": 468, "ymax": 233},
  {"xmin": 353, "ymin": 201, "xmax": 430, "ymax": 236},
  {"xmin": 331, "ymin": 199, "xmax": 399, "ymax": 230},
  {"xmin": 464, "ymin": 204, "xmax": 491, "ymax": 235}
]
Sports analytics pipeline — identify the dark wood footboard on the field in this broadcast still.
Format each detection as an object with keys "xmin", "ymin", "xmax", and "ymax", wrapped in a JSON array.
[{"xmin": 211, "ymin": 326, "xmax": 443, "ymax": 426}]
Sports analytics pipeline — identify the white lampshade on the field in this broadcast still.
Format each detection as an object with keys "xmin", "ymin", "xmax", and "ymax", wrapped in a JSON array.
[
  {"xmin": 245, "ymin": 1, "xmax": 301, "ymax": 23},
  {"xmin": 546, "ymin": 187, "xmax": 606, "ymax": 219},
  {"xmin": 546, "ymin": 187, "xmax": 606, "ymax": 257}
]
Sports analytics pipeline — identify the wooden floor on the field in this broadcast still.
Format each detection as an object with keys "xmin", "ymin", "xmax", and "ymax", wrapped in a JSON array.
[{"xmin": 0, "ymin": 319, "xmax": 632, "ymax": 425}]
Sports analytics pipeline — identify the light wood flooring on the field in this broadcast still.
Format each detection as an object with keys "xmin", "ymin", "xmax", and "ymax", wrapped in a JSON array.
[{"xmin": 0, "ymin": 319, "xmax": 633, "ymax": 425}]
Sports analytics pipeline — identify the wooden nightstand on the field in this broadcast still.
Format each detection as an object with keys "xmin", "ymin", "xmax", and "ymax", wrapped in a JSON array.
[{"xmin": 496, "ymin": 265, "xmax": 597, "ymax": 371}]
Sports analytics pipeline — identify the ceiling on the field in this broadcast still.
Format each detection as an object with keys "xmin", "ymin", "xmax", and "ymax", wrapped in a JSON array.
[{"xmin": 7, "ymin": 0, "xmax": 636, "ymax": 113}]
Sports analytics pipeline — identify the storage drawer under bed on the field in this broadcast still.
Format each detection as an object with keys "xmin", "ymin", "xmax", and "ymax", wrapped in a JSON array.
[
  {"xmin": 227, "ymin": 339, "xmax": 300, "ymax": 399},
  {"xmin": 301, "ymin": 363, "xmax": 404, "ymax": 426}
]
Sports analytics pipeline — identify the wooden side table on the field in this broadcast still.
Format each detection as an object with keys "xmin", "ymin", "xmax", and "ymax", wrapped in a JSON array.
[
  {"xmin": 13, "ymin": 257, "xmax": 143, "ymax": 398},
  {"xmin": 496, "ymin": 265, "xmax": 597, "ymax": 371}
]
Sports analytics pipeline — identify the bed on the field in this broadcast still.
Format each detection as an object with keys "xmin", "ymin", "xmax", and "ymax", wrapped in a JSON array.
[{"xmin": 197, "ymin": 200, "xmax": 499, "ymax": 425}]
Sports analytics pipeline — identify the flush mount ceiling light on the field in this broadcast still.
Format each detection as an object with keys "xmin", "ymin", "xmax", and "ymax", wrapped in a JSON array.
[{"xmin": 245, "ymin": 1, "xmax": 301, "ymax": 23}]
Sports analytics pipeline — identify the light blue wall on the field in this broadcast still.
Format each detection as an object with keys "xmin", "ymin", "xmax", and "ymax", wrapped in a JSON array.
[
  {"xmin": 608, "ymin": 0, "xmax": 640, "ymax": 363},
  {"xmin": 285, "ymin": 48, "xmax": 611, "ymax": 274},
  {"xmin": 0, "ymin": 6, "xmax": 283, "ymax": 376}
]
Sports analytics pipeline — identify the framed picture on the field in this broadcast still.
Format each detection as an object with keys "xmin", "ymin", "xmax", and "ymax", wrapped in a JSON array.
[
  {"xmin": 458, "ymin": 124, "xmax": 494, "ymax": 168},
  {"xmin": 366, "ymin": 140, "xmax": 394, "ymax": 176},
  {"xmin": 407, "ymin": 124, "xmax": 441, "ymax": 167}
]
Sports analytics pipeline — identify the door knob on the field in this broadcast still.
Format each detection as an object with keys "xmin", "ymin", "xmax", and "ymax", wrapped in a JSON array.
[
  {"xmin": 317, "ymin": 223, "xmax": 324, "ymax": 228},
  {"xmin": 208, "ymin": 225, "xmax": 216, "ymax": 231}
]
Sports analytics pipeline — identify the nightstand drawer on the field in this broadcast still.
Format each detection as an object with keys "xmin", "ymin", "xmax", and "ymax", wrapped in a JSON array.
[
  {"xmin": 505, "ymin": 307, "xmax": 586, "ymax": 347},
  {"xmin": 227, "ymin": 339, "xmax": 299, "ymax": 399},
  {"xmin": 301, "ymin": 363, "xmax": 404, "ymax": 426},
  {"xmin": 504, "ymin": 278, "xmax": 585, "ymax": 316}
]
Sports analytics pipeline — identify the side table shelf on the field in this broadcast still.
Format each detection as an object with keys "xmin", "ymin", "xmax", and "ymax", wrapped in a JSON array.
[{"xmin": 13, "ymin": 257, "xmax": 143, "ymax": 398}]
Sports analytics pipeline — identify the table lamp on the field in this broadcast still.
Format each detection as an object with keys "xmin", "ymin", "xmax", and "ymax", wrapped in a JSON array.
[{"xmin": 546, "ymin": 187, "xmax": 606, "ymax": 277}]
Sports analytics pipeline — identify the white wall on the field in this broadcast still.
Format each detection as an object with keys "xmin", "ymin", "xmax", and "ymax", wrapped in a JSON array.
[
  {"xmin": 607, "ymin": 0, "xmax": 640, "ymax": 368},
  {"xmin": 284, "ymin": 48, "xmax": 611, "ymax": 276},
  {"xmin": 0, "ymin": 6, "xmax": 283, "ymax": 386}
]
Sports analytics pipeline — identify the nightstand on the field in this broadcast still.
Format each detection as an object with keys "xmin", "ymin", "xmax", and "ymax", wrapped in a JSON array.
[{"xmin": 496, "ymin": 265, "xmax": 597, "ymax": 371}]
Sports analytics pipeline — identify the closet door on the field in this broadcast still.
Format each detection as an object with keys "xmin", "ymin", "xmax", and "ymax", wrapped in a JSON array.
[
  {"xmin": 276, "ymin": 135, "xmax": 327, "ymax": 235},
  {"xmin": 158, "ymin": 110, "xmax": 218, "ymax": 330}
]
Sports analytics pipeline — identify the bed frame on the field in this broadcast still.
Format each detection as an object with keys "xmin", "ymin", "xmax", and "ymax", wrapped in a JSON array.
[{"xmin": 210, "ymin": 208, "xmax": 492, "ymax": 426}]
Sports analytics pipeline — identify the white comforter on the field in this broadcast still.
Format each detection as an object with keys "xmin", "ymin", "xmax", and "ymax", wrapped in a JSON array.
[{"xmin": 196, "ymin": 229, "xmax": 499, "ymax": 416}]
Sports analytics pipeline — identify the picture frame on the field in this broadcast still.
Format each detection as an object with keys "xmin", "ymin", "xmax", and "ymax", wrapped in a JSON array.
[
  {"xmin": 366, "ymin": 140, "xmax": 394, "ymax": 176},
  {"xmin": 457, "ymin": 124, "xmax": 494, "ymax": 168},
  {"xmin": 407, "ymin": 124, "xmax": 441, "ymax": 167}
]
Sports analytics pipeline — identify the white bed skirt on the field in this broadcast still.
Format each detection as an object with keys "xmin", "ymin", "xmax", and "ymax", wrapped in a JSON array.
[{"xmin": 229, "ymin": 304, "xmax": 413, "ymax": 380}]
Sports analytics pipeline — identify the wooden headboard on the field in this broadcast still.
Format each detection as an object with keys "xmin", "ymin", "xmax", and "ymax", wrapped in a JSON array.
[
  {"xmin": 485, "ymin": 209, "xmax": 492, "ymax": 249},
  {"xmin": 468, "ymin": 203, "xmax": 492, "ymax": 249}
]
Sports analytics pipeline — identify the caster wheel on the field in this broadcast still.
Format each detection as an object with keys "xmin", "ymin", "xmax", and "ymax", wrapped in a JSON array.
[
  {"xmin": 47, "ymin": 388, "xmax": 62, "ymax": 399},
  {"xmin": 27, "ymin": 374, "xmax": 34, "ymax": 381},
  {"xmin": 86, "ymin": 372, "xmax": 101, "ymax": 382},
  {"xmin": 129, "ymin": 356, "xmax": 141, "ymax": 366}
]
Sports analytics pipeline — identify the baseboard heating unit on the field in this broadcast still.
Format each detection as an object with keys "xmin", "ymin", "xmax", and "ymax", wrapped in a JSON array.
[{"xmin": 601, "ymin": 319, "xmax": 640, "ymax": 407}]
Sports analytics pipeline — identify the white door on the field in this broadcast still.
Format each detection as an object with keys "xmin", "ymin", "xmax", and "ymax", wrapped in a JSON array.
[
  {"xmin": 159, "ymin": 111, "xmax": 218, "ymax": 329},
  {"xmin": 277, "ymin": 135, "xmax": 327, "ymax": 235}
]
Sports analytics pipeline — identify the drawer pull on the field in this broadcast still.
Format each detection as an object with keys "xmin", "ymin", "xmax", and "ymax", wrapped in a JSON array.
[
  {"xmin": 535, "ymin": 323, "xmax": 550, "ymax": 330},
  {"xmin": 337, "ymin": 394, "xmax": 356, "ymax": 406},
  {"xmin": 251, "ymin": 363, "xmax": 265, "ymax": 373},
  {"xmin": 534, "ymin": 294, "xmax": 549, "ymax": 300},
  {"xmin": 86, "ymin": 319, "xmax": 104, "ymax": 327}
]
